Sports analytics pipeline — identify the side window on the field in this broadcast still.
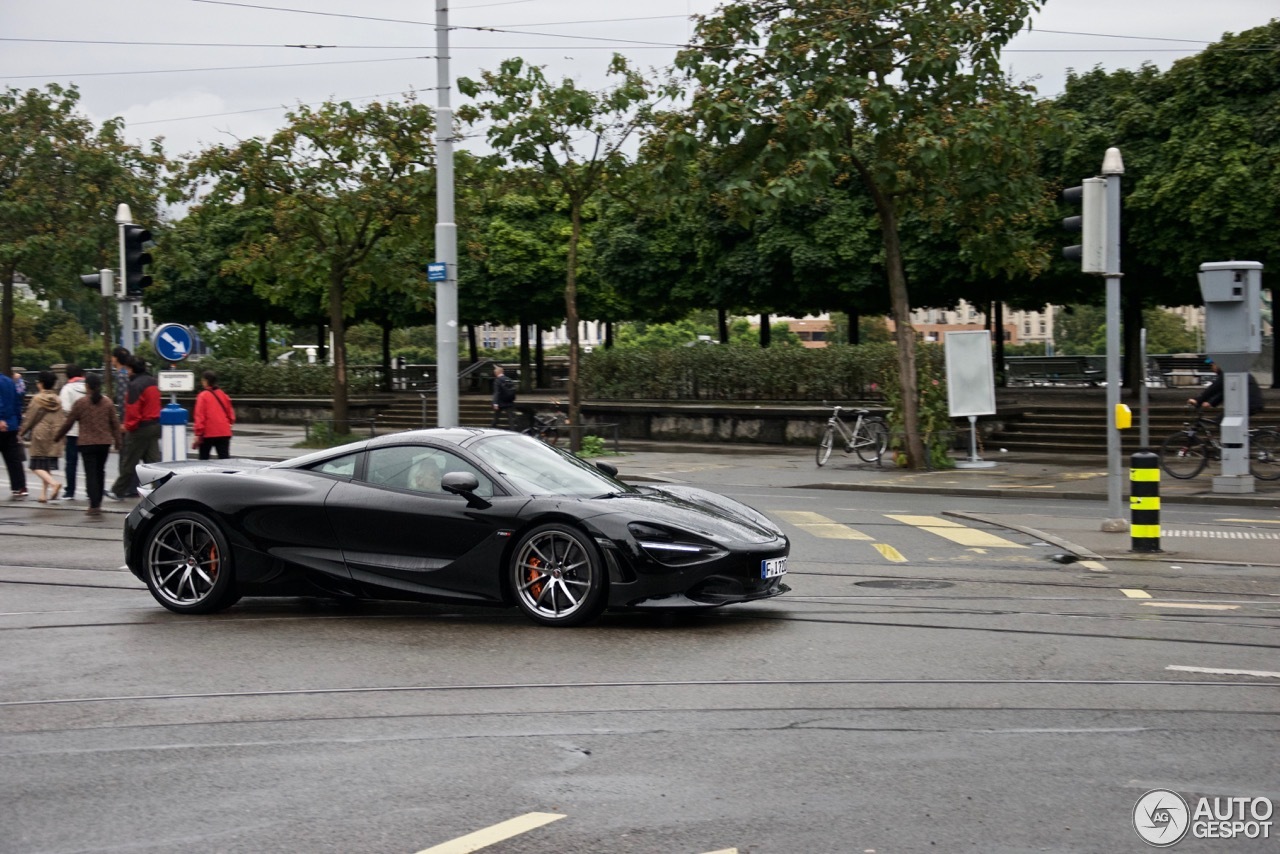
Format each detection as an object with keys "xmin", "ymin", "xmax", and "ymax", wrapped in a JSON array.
[
  {"xmin": 311, "ymin": 452, "xmax": 361, "ymax": 478},
  {"xmin": 364, "ymin": 446, "xmax": 495, "ymax": 498}
]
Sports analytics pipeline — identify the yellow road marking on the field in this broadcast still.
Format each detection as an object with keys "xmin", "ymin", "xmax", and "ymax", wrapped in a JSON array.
[
  {"xmin": 1121, "ymin": 589, "xmax": 1153, "ymax": 599},
  {"xmin": 872, "ymin": 543, "xmax": 908, "ymax": 563},
  {"xmin": 776, "ymin": 511, "xmax": 873, "ymax": 540},
  {"xmin": 886, "ymin": 515, "xmax": 1027, "ymax": 549},
  {"xmin": 702, "ymin": 849, "xmax": 740, "ymax": 854},
  {"xmin": 415, "ymin": 813, "xmax": 566, "ymax": 854},
  {"xmin": 1079, "ymin": 560, "xmax": 1109, "ymax": 572},
  {"xmin": 1142, "ymin": 602, "xmax": 1240, "ymax": 611},
  {"xmin": 1216, "ymin": 518, "xmax": 1280, "ymax": 524}
]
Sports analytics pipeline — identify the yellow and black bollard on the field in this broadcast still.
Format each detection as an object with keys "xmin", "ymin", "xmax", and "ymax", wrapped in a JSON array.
[{"xmin": 1130, "ymin": 450, "xmax": 1161, "ymax": 553}]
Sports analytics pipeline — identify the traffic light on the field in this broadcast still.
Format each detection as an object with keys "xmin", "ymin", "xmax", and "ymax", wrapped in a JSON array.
[
  {"xmin": 80, "ymin": 269, "xmax": 114, "ymax": 297},
  {"xmin": 122, "ymin": 224, "xmax": 153, "ymax": 297},
  {"xmin": 1062, "ymin": 177, "xmax": 1106, "ymax": 274}
]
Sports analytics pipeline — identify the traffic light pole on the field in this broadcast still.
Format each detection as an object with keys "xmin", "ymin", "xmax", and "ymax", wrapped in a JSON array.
[
  {"xmin": 1101, "ymin": 148, "xmax": 1127, "ymax": 533},
  {"xmin": 116, "ymin": 204, "xmax": 134, "ymax": 352}
]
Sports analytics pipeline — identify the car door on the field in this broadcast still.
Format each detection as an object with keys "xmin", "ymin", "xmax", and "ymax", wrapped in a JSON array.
[{"xmin": 324, "ymin": 444, "xmax": 525, "ymax": 602}]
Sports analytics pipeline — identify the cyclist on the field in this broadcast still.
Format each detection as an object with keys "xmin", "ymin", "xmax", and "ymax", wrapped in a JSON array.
[{"xmin": 1187, "ymin": 359, "xmax": 1264, "ymax": 417}]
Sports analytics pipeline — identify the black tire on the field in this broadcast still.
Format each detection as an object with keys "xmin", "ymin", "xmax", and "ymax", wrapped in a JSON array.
[
  {"xmin": 857, "ymin": 419, "xmax": 890, "ymax": 463},
  {"xmin": 816, "ymin": 427, "xmax": 834, "ymax": 467},
  {"xmin": 1159, "ymin": 431, "xmax": 1210, "ymax": 480},
  {"xmin": 1249, "ymin": 429, "xmax": 1280, "ymax": 481},
  {"xmin": 510, "ymin": 522, "xmax": 607, "ymax": 627},
  {"xmin": 142, "ymin": 511, "xmax": 240, "ymax": 614}
]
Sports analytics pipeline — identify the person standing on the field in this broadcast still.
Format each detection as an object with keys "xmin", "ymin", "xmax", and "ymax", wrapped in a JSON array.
[
  {"xmin": 490, "ymin": 365, "xmax": 518, "ymax": 429},
  {"xmin": 108, "ymin": 357, "xmax": 160, "ymax": 500},
  {"xmin": 192, "ymin": 370, "xmax": 235, "ymax": 459},
  {"xmin": 58, "ymin": 364, "xmax": 87, "ymax": 502},
  {"xmin": 110, "ymin": 346, "xmax": 131, "ymax": 413},
  {"xmin": 0, "ymin": 371, "xmax": 27, "ymax": 498},
  {"xmin": 55, "ymin": 373, "xmax": 121, "ymax": 517},
  {"xmin": 18, "ymin": 371, "xmax": 67, "ymax": 503}
]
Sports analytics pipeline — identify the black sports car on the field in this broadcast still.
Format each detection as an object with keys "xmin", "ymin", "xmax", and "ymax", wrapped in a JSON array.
[{"xmin": 124, "ymin": 429, "xmax": 790, "ymax": 626}]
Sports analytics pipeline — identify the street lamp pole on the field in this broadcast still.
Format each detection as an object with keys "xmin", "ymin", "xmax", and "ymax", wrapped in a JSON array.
[
  {"xmin": 434, "ymin": 0, "xmax": 459, "ymax": 427},
  {"xmin": 1101, "ymin": 147, "xmax": 1127, "ymax": 533}
]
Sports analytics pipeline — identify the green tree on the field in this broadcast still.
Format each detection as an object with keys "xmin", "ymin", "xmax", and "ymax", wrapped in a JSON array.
[
  {"xmin": 179, "ymin": 97, "xmax": 435, "ymax": 430},
  {"xmin": 459, "ymin": 55, "xmax": 659, "ymax": 448},
  {"xmin": 666, "ymin": 0, "xmax": 1051, "ymax": 468},
  {"xmin": 1, "ymin": 84, "xmax": 164, "ymax": 372}
]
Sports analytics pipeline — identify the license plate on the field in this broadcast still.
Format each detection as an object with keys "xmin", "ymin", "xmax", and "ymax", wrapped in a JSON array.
[{"xmin": 761, "ymin": 557, "xmax": 788, "ymax": 579}]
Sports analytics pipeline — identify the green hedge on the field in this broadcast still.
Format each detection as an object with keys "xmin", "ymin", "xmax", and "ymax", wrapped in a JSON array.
[
  {"xmin": 193, "ymin": 358, "xmax": 381, "ymax": 397},
  {"xmin": 581, "ymin": 343, "xmax": 904, "ymax": 401}
]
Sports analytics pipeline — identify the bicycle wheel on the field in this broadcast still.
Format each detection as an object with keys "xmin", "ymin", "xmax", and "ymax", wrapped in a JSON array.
[
  {"xmin": 856, "ymin": 419, "xmax": 890, "ymax": 463},
  {"xmin": 1159, "ymin": 431, "xmax": 1210, "ymax": 479},
  {"xmin": 816, "ymin": 426, "xmax": 834, "ymax": 467},
  {"xmin": 1249, "ymin": 429, "xmax": 1280, "ymax": 481}
]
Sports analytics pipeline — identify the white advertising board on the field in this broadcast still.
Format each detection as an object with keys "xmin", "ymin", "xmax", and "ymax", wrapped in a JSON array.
[{"xmin": 944, "ymin": 330, "xmax": 996, "ymax": 417}]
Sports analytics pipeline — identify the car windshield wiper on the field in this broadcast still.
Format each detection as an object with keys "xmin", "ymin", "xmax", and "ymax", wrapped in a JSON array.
[{"xmin": 591, "ymin": 490, "xmax": 627, "ymax": 499}]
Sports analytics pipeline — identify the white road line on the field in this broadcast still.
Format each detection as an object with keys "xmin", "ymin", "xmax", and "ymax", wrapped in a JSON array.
[
  {"xmin": 1079, "ymin": 560, "xmax": 1109, "ymax": 572},
  {"xmin": 415, "ymin": 813, "xmax": 566, "ymax": 854},
  {"xmin": 1142, "ymin": 602, "xmax": 1239, "ymax": 611},
  {"xmin": 1120, "ymin": 589, "xmax": 1152, "ymax": 599},
  {"xmin": 1167, "ymin": 665, "xmax": 1280, "ymax": 679}
]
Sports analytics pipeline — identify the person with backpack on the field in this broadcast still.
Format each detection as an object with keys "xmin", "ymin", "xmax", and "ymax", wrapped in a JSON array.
[
  {"xmin": 491, "ymin": 365, "xmax": 518, "ymax": 429},
  {"xmin": 192, "ymin": 370, "xmax": 236, "ymax": 459}
]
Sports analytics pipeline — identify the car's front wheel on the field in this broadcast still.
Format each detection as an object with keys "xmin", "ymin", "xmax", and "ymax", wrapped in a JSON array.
[
  {"xmin": 510, "ymin": 523, "xmax": 607, "ymax": 627},
  {"xmin": 142, "ymin": 511, "xmax": 241, "ymax": 614}
]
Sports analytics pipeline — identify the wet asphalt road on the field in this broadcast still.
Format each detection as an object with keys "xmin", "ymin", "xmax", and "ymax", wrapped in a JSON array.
[{"xmin": 1, "ymin": 486, "xmax": 1278, "ymax": 854}]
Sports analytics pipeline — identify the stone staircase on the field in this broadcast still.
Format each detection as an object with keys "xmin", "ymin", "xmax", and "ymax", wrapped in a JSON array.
[
  {"xmin": 987, "ymin": 401, "xmax": 1202, "ymax": 457},
  {"xmin": 373, "ymin": 392, "xmax": 567, "ymax": 432}
]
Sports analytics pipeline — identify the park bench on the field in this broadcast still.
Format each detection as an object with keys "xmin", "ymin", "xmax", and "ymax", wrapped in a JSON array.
[
  {"xmin": 1148, "ymin": 355, "xmax": 1215, "ymax": 388},
  {"xmin": 1005, "ymin": 356, "xmax": 1102, "ymax": 387}
]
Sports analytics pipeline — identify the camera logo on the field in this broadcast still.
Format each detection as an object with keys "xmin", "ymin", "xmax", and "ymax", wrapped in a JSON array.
[{"xmin": 1134, "ymin": 789, "xmax": 1191, "ymax": 847}]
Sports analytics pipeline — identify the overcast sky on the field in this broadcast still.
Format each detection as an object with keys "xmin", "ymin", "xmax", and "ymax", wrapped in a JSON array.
[{"xmin": 3, "ymin": 0, "xmax": 1277, "ymax": 165}]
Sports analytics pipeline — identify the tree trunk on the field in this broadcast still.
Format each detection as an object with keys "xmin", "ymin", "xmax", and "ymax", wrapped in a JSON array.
[
  {"xmin": 565, "ymin": 201, "xmax": 583, "ymax": 452},
  {"xmin": 381, "ymin": 322, "xmax": 392, "ymax": 393},
  {"xmin": 1, "ymin": 272, "xmax": 15, "ymax": 373},
  {"xmin": 604, "ymin": 321, "xmax": 613, "ymax": 349},
  {"xmin": 718, "ymin": 308, "xmax": 729, "ymax": 344},
  {"xmin": 760, "ymin": 313, "xmax": 771, "ymax": 348},
  {"xmin": 994, "ymin": 299, "xmax": 1006, "ymax": 388},
  {"xmin": 535, "ymin": 328, "xmax": 545, "ymax": 389},
  {"xmin": 317, "ymin": 324, "xmax": 327, "ymax": 362},
  {"xmin": 848, "ymin": 307, "xmax": 860, "ymax": 345},
  {"xmin": 874, "ymin": 194, "xmax": 926, "ymax": 469},
  {"xmin": 328, "ymin": 275, "xmax": 348, "ymax": 434},
  {"xmin": 518, "ymin": 318, "xmax": 531, "ymax": 393},
  {"xmin": 467, "ymin": 325, "xmax": 478, "ymax": 363},
  {"xmin": 257, "ymin": 315, "xmax": 269, "ymax": 363}
]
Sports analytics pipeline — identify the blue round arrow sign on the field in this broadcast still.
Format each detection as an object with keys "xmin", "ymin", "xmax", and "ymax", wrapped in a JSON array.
[{"xmin": 153, "ymin": 323, "xmax": 193, "ymax": 362}]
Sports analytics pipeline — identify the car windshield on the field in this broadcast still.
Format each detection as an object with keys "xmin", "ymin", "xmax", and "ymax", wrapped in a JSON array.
[{"xmin": 472, "ymin": 433, "xmax": 634, "ymax": 497}]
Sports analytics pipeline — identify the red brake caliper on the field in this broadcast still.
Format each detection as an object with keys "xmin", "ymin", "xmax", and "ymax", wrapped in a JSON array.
[{"xmin": 526, "ymin": 556, "xmax": 544, "ymax": 599}]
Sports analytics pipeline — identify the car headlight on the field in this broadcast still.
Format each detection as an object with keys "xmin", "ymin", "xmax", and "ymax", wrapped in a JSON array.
[{"xmin": 627, "ymin": 522, "xmax": 728, "ymax": 567}]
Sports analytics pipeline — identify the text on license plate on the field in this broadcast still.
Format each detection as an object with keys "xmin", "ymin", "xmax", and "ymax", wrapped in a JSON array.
[{"xmin": 761, "ymin": 557, "xmax": 788, "ymax": 579}]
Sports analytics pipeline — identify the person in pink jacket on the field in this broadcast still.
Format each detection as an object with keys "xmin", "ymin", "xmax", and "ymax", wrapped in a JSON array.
[{"xmin": 192, "ymin": 370, "xmax": 235, "ymax": 459}]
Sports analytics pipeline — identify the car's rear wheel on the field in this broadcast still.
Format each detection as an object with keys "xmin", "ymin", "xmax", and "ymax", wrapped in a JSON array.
[
  {"xmin": 510, "ymin": 523, "xmax": 606, "ymax": 627},
  {"xmin": 143, "ymin": 511, "xmax": 240, "ymax": 614}
]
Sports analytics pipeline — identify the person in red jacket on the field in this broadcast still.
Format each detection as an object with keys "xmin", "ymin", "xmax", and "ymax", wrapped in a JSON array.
[
  {"xmin": 107, "ymin": 357, "xmax": 161, "ymax": 500},
  {"xmin": 192, "ymin": 370, "xmax": 235, "ymax": 459}
]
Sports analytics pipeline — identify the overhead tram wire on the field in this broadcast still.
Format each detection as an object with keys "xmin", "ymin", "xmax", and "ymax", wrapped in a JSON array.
[{"xmin": 1, "ymin": 55, "xmax": 437, "ymax": 81}]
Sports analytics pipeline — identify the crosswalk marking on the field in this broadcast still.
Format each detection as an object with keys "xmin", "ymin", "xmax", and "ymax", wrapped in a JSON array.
[
  {"xmin": 1080, "ymin": 560, "xmax": 1109, "ymax": 572},
  {"xmin": 415, "ymin": 812, "xmax": 566, "ymax": 854},
  {"xmin": 872, "ymin": 543, "xmax": 908, "ymax": 563},
  {"xmin": 775, "ymin": 511, "xmax": 873, "ymax": 540},
  {"xmin": 1168, "ymin": 665, "xmax": 1280, "ymax": 679},
  {"xmin": 886, "ymin": 515, "xmax": 1027, "ymax": 549},
  {"xmin": 1121, "ymin": 589, "xmax": 1153, "ymax": 599}
]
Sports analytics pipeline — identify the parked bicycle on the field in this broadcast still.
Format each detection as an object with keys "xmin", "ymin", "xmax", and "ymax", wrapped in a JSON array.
[
  {"xmin": 1158, "ymin": 407, "xmax": 1280, "ymax": 481},
  {"xmin": 522, "ymin": 401, "xmax": 568, "ymax": 445},
  {"xmin": 816, "ymin": 403, "xmax": 889, "ymax": 467}
]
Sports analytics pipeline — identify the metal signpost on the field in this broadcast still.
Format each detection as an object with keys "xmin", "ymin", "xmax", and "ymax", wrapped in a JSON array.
[{"xmin": 434, "ymin": 1, "xmax": 459, "ymax": 428}]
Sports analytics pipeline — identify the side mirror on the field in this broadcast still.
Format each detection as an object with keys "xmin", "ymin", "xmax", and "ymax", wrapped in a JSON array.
[
  {"xmin": 441, "ymin": 471, "xmax": 490, "ymax": 509},
  {"xmin": 595, "ymin": 461, "xmax": 618, "ymax": 477}
]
